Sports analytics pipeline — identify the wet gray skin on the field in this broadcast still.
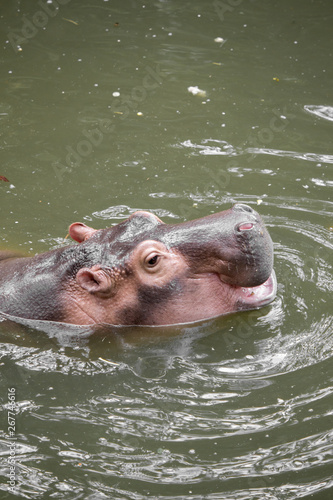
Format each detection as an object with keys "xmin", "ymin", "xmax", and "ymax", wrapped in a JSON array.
[{"xmin": 0, "ymin": 204, "xmax": 276, "ymax": 326}]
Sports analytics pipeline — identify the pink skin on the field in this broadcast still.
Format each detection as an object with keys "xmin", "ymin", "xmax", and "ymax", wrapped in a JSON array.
[{"xmin": 62, "ymin": 220, "xmax": 276, "ymax": 326}]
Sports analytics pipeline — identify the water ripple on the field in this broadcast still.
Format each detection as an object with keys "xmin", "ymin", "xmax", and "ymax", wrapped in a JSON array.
[
  {"xmin": 304, "ymin": 104, "xmax": 333, "ymax": 122},
  {"xmin": 92, "ymin": 204, "xmax": 180, "ymax": 221},
  {"xmin": 178, "ymin": 139, "xmax": 333, "ymax": 164},
  {"xmin": 0, "ymin": 196, "xmax": 332, "ymax": 499}
]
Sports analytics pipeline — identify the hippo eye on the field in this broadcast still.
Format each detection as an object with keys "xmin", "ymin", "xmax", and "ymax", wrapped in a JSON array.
[
  {"xmin": 147, "ymin": 255, "xmax": 159, "ymax": 267},
  {"xmin": 140, "ymin": 243, "xmax": 166, "ymax": 271}
]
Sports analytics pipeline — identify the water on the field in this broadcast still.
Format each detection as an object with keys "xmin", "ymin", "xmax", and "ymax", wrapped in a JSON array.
[{"xmin": 0, "ymin": 0, "xmax": 332, "ymax": 498}]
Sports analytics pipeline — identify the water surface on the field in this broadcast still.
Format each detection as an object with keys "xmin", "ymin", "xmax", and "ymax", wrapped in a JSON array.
[{"xmin": 0, "ymin": 0, "xmax": 332, "ymax": 498}]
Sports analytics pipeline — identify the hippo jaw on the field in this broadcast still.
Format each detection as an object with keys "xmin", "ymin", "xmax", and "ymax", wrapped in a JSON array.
[{"xmin": 215, "ymin": 269, "xmax": 277, "ymax": 312}]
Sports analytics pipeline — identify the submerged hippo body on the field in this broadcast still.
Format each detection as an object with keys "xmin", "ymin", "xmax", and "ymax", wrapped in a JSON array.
[{"xmin": 0, "ymin": 204, "xmax": 277, "ymax": 326}]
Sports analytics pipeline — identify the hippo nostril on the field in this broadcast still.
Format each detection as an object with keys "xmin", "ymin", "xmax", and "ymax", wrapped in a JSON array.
[
  {"xmin": 237, "ymin": 222, "xmax": 254, "ymax": 231},
  {"xmin": 234, "ymin": 204, "xmax": 253, "ymax": 213}
]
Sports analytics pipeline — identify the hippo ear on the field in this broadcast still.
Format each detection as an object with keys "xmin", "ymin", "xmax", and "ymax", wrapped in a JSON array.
[
  {"xmin": 69, "ymin": 223, "xmax": 98, "ymax": 243},
  {"xmin": 76, "ymin": 265, "xmax": 113, "ymax": 295}
]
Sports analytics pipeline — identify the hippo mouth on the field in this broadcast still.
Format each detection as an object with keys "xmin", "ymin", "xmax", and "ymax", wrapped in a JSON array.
[{"xmin": 229, "ymin": 270, "xmax": 277, "ymax": 311}]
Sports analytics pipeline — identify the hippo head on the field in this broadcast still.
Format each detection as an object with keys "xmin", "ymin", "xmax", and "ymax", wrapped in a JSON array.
[{"xmin": 63, "ymin": 204, "xmax": 276, "ymax": 326}]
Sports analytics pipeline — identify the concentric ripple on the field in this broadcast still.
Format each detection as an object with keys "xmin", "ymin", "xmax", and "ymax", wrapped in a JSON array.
[{"xmin": 0, "ymin": 196, "xmax": 332, "ymax": 499}]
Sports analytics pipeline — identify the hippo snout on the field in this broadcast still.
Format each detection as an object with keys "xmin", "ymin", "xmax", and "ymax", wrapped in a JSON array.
[{"xmin": 234, "ymin": 218, "xmax": 274, "ymax": 287}]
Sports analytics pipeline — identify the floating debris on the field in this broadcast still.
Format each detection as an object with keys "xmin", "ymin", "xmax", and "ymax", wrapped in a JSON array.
[
  {"xmin": 112, "ymin": 91, "xmax": 120, "ymax": 97},
  {"xmin": 0, "ymin": 175, "xmax": 9, "ymax": 182},
  {"xmin": 63, "ymin": 18, "xmax": 79, "ymax": 26},
  {"xmin": 214, "ymin": 37, "xmax": 227, "ymax": 47},
  {"xmin": 188, "ymin": 86, "xmax": 207, "ymax": 97},
  {"xmin": 273, "ymin": 77, "xmax": 280, "ymax": 82},
  {"xmin": 99, "ymin": 357, "xmax": 120, "ymax": 366},
  {"xmin": 257, "ymin": 199, "xmax": 263, "ymax": 205}
]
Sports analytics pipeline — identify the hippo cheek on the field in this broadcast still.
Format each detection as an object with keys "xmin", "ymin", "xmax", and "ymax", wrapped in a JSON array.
[
  {"xmin": 116, "ymin": 279, "xmax": 184, "ymax": 326},
  {"xmin": 139, "ymin": 270, "xmax": 278, "ymax": 326},
  {"xmin": 123, "ymin": 271, "xmax": 275, "ymax": 326}
]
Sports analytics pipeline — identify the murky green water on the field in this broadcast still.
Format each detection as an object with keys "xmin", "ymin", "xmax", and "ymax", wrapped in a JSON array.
[{"xmin": 1, "ymin": 0, "xmax": 332, "ymax": 498}]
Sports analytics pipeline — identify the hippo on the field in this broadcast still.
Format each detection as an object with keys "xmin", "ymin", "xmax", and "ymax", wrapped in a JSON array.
[{"xmin": 0, "ymin": 204, "xmax": 276, "ymax": 326}]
